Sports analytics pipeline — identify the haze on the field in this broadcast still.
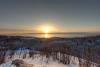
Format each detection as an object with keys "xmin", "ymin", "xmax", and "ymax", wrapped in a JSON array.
[{"xmin": 0, "ymin": 0, "xmax": 100, "ymax": 34}]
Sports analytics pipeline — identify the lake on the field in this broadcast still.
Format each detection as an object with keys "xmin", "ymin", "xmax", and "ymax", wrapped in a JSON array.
[{"xmin": 12, "ymin": 32, "xmax": 100, "ymax": 38}]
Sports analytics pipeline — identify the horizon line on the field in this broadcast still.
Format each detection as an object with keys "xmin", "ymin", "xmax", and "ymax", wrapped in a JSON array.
[{"xmin": 11, "ymin": 32, "xmax": 100, "ymax": 35}]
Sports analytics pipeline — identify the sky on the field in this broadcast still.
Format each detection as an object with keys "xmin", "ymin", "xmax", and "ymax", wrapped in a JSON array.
[{"xmin": 0, "ymin": 0, "xmax": 100, "ymax": 34}]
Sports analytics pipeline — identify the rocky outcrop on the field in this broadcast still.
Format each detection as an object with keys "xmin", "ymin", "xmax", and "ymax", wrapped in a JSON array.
[{"xmin": 12, "ymin": 59, "xmax": 33, "ymax": 67}]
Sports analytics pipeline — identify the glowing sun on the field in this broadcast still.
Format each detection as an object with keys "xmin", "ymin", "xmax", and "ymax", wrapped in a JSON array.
[
  {"xmin": 41, "ymin": 26, "xmax": 52, "ymax": 38},
  {"xmin": 41, "ymin": 26, "xmax": 52, "ymax": 33},
  {"xmin": 36, "ymin": 24, "xmax": 56, "ymax": 38},
  {"xmin": 43, "ymin": 27, "xmax": 50, "ymax": 33}
]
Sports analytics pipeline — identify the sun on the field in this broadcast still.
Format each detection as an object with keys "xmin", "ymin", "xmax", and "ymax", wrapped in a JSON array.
[
  {"xmin": 36, "ymin": 24, "xmax": 56, "ymax": 34},
  {"xmin": 43, "ymin": 27, "xmax": 49, "ymax": 33},
  {"xmin": 36, "ymin": 24, "xmax": 56, "ymax": 38},
  {"xmin": 42, "ymin": 26, "xmax": 52, "ymax": 33}
]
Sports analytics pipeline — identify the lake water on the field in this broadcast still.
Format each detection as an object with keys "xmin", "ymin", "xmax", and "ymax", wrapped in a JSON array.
[{"xmin": 13, "ymin": 32, "xmax": 100, "ymax": 38}]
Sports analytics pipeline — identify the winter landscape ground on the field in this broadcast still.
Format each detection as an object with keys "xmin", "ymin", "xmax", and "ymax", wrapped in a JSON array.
[{"xmin": 0, "ymin": 35, "xmax": 100, "ymax": 67}]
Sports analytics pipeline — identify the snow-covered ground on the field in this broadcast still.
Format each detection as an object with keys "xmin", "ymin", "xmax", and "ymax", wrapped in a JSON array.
[
  {"xmin": 0, "ymin": 57, "xmax": 78, "ymax": 67},
  {"xmin": 0, "ymin": 48, "xmax": 98, "ymax": 67}
]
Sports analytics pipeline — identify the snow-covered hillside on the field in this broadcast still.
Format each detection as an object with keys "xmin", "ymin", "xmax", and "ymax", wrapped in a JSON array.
[
  {"xmin": 0, "ymin": 48, "xmax": 98, "ymax": 67},
  {"xmin": 0, "ymin": 57, "xmax": 77, "ymax": 67},
  {"xmin": 0, "ymin": 48, "xmax": 79, "ymax": 67}
]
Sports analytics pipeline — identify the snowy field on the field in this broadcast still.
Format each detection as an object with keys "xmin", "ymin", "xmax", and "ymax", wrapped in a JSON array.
[
  {"xmin": 0, "ymin": 48, "xmax": 98, "ymax": 67},
  {"xmin": 0, "ymin": 57, "xmax": 78, "ymax": 67}
]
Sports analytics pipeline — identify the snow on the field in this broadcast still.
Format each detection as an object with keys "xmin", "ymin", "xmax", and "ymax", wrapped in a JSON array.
[
  {"xmin": 0, "ymin": 54, "xmax": 78, "ymax": 67},
  {"xmin": 0, "ymin": 48, "xmax": 97, "ymax": 67},
  {"xmin": 0, "ymin": 58, "xmax": 78, "ymax": 67}
]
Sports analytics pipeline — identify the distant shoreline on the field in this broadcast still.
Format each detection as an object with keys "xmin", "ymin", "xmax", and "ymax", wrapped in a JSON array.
[{"xmin": 0, "ymin": 33, "xmax": 100, "ymax": 39}]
